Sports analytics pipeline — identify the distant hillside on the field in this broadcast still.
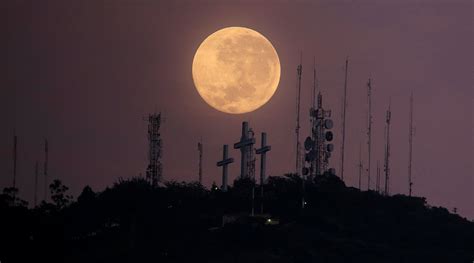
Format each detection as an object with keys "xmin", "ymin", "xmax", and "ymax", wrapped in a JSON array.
[{"xmin": 1, "ymin": 174, "xmax": 473, "ymax": 263}]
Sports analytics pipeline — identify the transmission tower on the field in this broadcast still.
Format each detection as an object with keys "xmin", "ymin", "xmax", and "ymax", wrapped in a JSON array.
[
  {"xmin": 384, "ymin": 103, "xmax": 391, "ymax": 196},
  {"xmin": 146, "ymin": 113, "xmax": 163, "ymax": 187},
  {"xmin": 295, "ymin": 53, "xmax": 303, "ymax": 176},
  {"xmin": 408, "ymin": 92, "xmax": 414, "ymax": 196},
  {"xmin": 340, "ymin": 58, "xmax": 349, "ymax": 181},
  {"xmin": 366, "ymin": 78, "xmax": 373, "ymax": 190}
]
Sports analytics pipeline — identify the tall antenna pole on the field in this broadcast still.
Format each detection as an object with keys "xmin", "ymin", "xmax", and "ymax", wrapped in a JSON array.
[
  {"xmin": 340, "ymin": 58, "xmax": 349, "ymax": 180},
  {"xmin": 376, "ymin": 160, "xmax": 381, "ymax": 193},
  {"xmin": 198, "ymin": 138, "xmax": 203, "ymax": 185},
  {"xmin": 295, "ymin": 52, "xmax": 303, "ymax": 175},
  {"xmin": 34, "ymin": 161, "xmax": 38, "ymax": 207},
  {"xmin": 312, "ymin": 56, "xmax": 317, "ymax": 108},
  {"xmin": 43, "ymin": 139, "xmax": 49, "ymax": 201},
  {"xmin": 408, "ymin": 92, "xmax": 414, "ymax": 196},
  {"xmin": 367, "ymin": 78, "xmax": 373, "ymax": 190},
  {"xmin": 13, "ymin": 134, "xmax": 18, "ymax": 189},
  {"xmin": 358, "ymin": 142, "xmax": 362, "ymax": 190},
  {"xmin": 384, "ymin": 102, "xmax": 391, "ymax": 196}
]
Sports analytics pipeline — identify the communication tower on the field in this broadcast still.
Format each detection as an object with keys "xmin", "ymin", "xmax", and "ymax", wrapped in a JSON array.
[{"xmin": 146, "ymin": 113, "xmax": 163, "ymax": 187}]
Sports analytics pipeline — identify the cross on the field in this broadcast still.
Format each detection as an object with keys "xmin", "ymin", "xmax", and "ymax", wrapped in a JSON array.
[
  {"xmin": 233, "ymin": 121, "xmax": 255, "ymax": 179},
  {"xmin": 217, "ymin": 144, "xmax": 234, "ymax": 192},
  {"xmin": 256, "ymin": 132, "xmax": 271, "ymax": 214}
]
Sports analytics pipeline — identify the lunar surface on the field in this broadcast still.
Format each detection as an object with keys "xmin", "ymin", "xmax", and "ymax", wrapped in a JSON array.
[{"xmin": 192, "ymin": 27, "xmax": 281, "ymax": 114}]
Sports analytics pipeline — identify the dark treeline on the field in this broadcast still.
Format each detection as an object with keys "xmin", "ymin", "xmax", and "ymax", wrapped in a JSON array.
[{"xmin": 1, "ymin": 174, "xmax": 473, "ymax": 263}]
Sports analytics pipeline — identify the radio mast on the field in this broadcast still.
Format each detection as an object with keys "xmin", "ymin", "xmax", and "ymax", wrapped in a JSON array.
[
  {"xmin": 340, "ymin": 58, "xmax": 349, "ymax": 181},
  {"xmin": 358, "ymin": 142, "xmax": 362, "ymax": 190},
  {"xmin": 43, "ymin": 139, "xmax": 49, "ymax": 201},
  {"xmin": 366, "ymin": 78, "xmax": 373, "ymax": 190},
  {"xmin": 295, "ymin": 53, "xmax": 303, "ymax": 175},
  {"xmin": 198, "ymin": 139, "xmax": 203, "ymax": 185},
  {"xmin": 384, "ymin": 103, "xmax": 391, "ymax": 196},
  {"xmin": 13, "ymin": 134, "xmax": 17, "ymax": 189},
  {"xmin": 408, "ymin": 92, "xmax": 414, "ymax": 196},
  {"xmin": 34, "ymin": 161, "xmax": 39, "ymax": 207}
]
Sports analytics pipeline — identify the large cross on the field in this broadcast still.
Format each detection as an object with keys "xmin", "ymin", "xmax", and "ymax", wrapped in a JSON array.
[
  {"xmin": 256, "ymin": 132, "xmax": 271, "ymax": 214},
  {"xmin": 217, "ymin": 144, "xmax": 233, "ymax": 192},
  {"xmin": 233, "ymin": 121, "xmax": 255, "ymax": 179}
]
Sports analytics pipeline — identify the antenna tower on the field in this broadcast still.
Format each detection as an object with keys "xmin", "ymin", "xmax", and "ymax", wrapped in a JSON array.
[
  {"xmin": 376, "ymin": 160, "xmax": 381, "ymax": 193},
  {"xmin": 34, "ymin": 161, "xmax": 38, "ymax": 207},
  {"xmin": 146, "ymin": 113, "xmax": 163, "ymax": 187},
  {"xmin": 43, "ymin": 139, "xmax": 49, "ymax": 201},
  {"xmin": 13, "ymin": 134, "xmax": 17, "ymax": 189},
  {"xmin": 384, "ymin": 103, "xmax": 391, "ymax": 195},
  {"xmin": 358, "ymin": 142, "xmax": 362, "ymax": 190},
  {"xmin": 295, "ymin": 53, "xmax": 303, "ymax": 175},
  {"xmin": 340, "ymin": 58, "xmax": 349, "ymax": 180},
  {"xmin": 408, "ymin": 92, "xmax": 414, "ymax": 196},
  {"xmin": 366, "ymin": 78, "xmax": 373, "ymax": 190},
  {"xmin": 198, "ymin": 139, "xmax": 203, "ymax": 185}
]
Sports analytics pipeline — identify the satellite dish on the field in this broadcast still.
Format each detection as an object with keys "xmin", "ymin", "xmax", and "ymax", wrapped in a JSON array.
[
  {"xmin": 327, "ymin": 144, "xmax": 334, "ymax": 152},
  {"xmin": 324, "ymin": 119, "xmax": 333, "ymax": 129},
  {"xmin": 302, "ymin": 167, "xmax": 309, "ymax": 175},
  {"xmin": 326, "ymin": 151, "xmax": 332, "ymax": 159},
  {"xmin": 325, "ymin": 131, "xmax": 333, "ymax": 141},
  {"xmin": 305, "ymin": 150, "xmax": 316, "ymax": 162},
  {"xmin": 304, "ymin": 137, "xmax": 313, "ymax": 151}
]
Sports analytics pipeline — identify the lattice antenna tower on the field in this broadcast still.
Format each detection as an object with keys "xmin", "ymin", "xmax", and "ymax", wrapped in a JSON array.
[
  {"xmin": 146, "ymin": 113, "xmax": 163, "ymax": 187},
  {"xmin": 384, "ymin": 102, "xmax": 392, "ymax": 195},
  {"xmin": 366, "ymin": 78, "xmax": 373, "ymax": 190},
  {"xmin": 295, "ymin": 52, "xmax": 303, "ymax": 175},
  {"xmin": 198, "ymin": 138, "xmax": 203, "ymax": 185}
]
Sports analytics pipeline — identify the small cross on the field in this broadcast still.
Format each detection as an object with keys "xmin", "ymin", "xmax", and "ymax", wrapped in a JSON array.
[
  {"xmin": 256, "ymin": 132, "xmax": 271, "ymax": 214},
  {"xmin": 217, "ymin": 144, "xmax": 234, "ymax": 192}
]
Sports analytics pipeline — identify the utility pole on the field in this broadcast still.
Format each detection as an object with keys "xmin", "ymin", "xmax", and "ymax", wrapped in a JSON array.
[
  {"xmin": 295, "ymin": 53, "xmax": 303, "ymax": 176},
  {"xmin": 367, "ymin": 78, "xmax": 373, "ymax": 190},
  {"xmin": 340, "ymin": 58, "xmax": 349, "ymax": 181},
  {"xmin": 408, "ymin": 92, "xmax": 414, "ymax": 196}
]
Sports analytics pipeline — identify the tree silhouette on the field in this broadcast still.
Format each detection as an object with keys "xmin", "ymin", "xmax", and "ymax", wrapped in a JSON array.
[{"xmin": 49, "ymin": 179, "xmax": 73, "ymax": 209}]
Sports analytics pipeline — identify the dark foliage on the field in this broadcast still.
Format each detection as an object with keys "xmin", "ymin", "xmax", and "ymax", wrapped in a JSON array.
[{"xmin": 0, "ymin": 175, "xmax": 472, "ymax": 263}]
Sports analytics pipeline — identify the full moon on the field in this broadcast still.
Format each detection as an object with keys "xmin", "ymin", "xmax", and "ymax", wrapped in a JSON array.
[{"xmin": 192, "ymin": 27, "xmax": 281, "ymax": 114}]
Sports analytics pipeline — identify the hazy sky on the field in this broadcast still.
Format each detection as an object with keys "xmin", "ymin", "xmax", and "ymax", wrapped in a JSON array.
[{"xmin": 2, "ymin": 0, "xmax": 473, "ymax": 218}]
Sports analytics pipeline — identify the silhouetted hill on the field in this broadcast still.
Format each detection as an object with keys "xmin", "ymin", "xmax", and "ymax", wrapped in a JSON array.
[{"xmin": 1, "ymin": 174, "xmax": 473, "ymax": 263}]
